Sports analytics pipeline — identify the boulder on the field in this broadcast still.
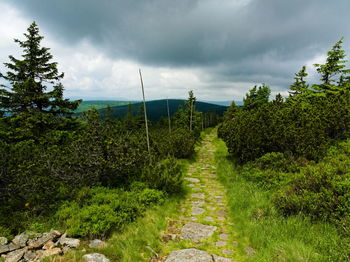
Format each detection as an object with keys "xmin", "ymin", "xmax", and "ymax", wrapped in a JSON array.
[
  {"xmin": 23, "ymin": 251, "xmax": 37, "ymax": 261},
  {"xmin": 12, "ymin": 233, "xmax": 29, "ymax": 247},
  {"xmin": 4, "ymin": 248, "xmax": 27, "ymax": 262},
  {"xmin": 28, "ymin": 232, "xmax": 56, "ymax": 249},
  {"xmin": 88, "ymin": 239, "xmax": 107, "ymax": 249},
  {"xmin": 0, "ymin": 244, "xmax": 20, "ymax": 255},
  {"xmin": 43, "ymin": 240, "xmax": 55, "ymax": 250},
  {"xmin": 83, "ymin": 253, "xmax": 110, "ymax": 262},
  {"xmin": 57, "ymin": 234, "xmax": 80, "ymax": 248}
]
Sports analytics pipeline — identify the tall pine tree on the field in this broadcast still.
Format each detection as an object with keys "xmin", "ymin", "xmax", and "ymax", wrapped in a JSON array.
[{"xmin": 0, "ymin": 22, "xmax": 80, "ymax": 116}]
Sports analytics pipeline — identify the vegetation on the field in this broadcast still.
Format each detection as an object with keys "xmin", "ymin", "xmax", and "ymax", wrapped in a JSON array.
[
  {"xmin": 214, "ymin": 137, "xmax": 348, "ymax": 261},
  {"xmin": 75, "ymin": 100, "xmax": 136, "ymax": 113},
  {"xmin": 0, "ymin": 22, "xmax": 221, "ymax": 239},
  {"xmin": 219, "ymin": 38, "xmax": 350, "ymax": 260}
]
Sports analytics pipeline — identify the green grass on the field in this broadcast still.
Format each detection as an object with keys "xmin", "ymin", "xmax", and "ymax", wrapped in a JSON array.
[{"xmin": 213, "ymin": 136, "xmax": 348, "ymax": 262}]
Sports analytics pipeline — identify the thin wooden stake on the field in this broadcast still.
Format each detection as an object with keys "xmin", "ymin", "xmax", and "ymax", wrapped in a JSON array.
[
  {"xmin": 139, "ymin": 69, "xmax": 151, "ymax": 158},
  {"xmin": 166, "ymin": 98, "xmax": 171, "ymax": 134},
  {"xmin": 189, "ymin": 99, "xmax": 193, "ymax": 131}
]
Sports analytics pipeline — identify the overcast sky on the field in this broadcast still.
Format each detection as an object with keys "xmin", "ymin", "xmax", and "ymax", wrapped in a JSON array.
[{"xmin": 1, "ymin": 0, "xmax": 349, "ymax": 101}]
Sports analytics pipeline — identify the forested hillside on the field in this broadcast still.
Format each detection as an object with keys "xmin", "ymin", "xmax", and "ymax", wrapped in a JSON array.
[{"xmin": 94, "ymin": 99, "xmax": 227, "ymax": 123}]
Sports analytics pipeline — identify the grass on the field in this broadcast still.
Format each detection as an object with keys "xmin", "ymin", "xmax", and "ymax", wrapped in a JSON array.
[{"xmin": 213, "ymin": 136, "xmax": 348, "ymax": 262}]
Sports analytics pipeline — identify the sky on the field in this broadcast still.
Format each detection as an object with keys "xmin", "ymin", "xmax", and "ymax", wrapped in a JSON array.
[{"xmin": 0, "ymin": 0, "xmax": 350, "ymax": 101}]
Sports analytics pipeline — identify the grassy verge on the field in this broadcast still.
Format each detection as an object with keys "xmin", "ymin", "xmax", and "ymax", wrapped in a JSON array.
[{"xmin": 213, "ymin": 137, "xmax": 347, "ymax": 262}]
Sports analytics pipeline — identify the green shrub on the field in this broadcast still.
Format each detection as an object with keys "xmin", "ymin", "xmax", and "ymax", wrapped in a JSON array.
[
  {"xmin": 56, "ymin": 202, "xmax": 117, "ymax": 238},
  {"xmin": 142, "ymin": 157, "xmax": 184, "ymax": 194},
  {"xmin": 274, "ymin": 156, "xmax": 350, "ymax": 227},
  {"xmin": 56, "ymin": 186, "xmax": 165, "ymax": 238}
]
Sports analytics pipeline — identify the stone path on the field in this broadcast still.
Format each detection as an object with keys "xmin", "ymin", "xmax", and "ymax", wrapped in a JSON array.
[{"xmin": 161, "ymin": 130, "xmax": 238, "ymax": 262}]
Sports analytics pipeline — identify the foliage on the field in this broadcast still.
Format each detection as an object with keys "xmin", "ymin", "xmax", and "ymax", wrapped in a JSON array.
[
  {"xmin": 243, "ymin": 84, "xmax": 271, "ymax": 110},
  {"xmin": 141, "ymin": 157, "xmax": 184, "ymax": 194},
  {"xmin": 56, "ymin": 187, "xmax": 164, "ymax": 238}
]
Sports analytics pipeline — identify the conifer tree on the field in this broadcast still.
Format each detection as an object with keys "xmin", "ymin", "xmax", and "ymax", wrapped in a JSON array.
[
  {"xmin": 314, "ymin": 38, "xmax": 350, "ymax": 93},
  {"xmin": 0, "ymin": 22, "xmax": 80, "ymax": 116},
  {"xmin": 289, "ymin": 66, "xmax": 308, "ymax": 96}
]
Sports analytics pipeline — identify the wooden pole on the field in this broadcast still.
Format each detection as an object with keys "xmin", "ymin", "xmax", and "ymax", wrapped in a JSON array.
[
  {"xmin": 139, "ymin": 69, "xmax": 151, "ymax": 158},
  {"xmin": 189, "ymin": 99, "xmax": 193, "ymax": 131},
  {"xmin": 166, "ymin": 98, "xmax": 171, "ymax": 134}
]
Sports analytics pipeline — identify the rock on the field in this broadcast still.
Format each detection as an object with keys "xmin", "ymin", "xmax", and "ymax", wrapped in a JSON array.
[
  {"xmin": 203, "ymin": 216, "xmax": 214, "ymax": 221},
  {"xmin": 57, "ymin": 233, "xmax": 80, "ymax": 248},
  {"xmin": 192, "ymin": 207, "xmax": 205, "ymax": 216},
  {"xmin": 245, "ymin": 246, "xmax": 256, "ymax": 256},
  {"xmin": 185, "ymin": 177, "xmax": 200, "ymax": 183},
  {"xmin": 215, "ymin": 241, "xmax": 227, "ymax": 247},
  {"xmin": 212, "ymin": 254, "xmax": 234, "ymax": 262},
  {"xmin": 0, "ymin": 244, "xmax": 20, "ymax": 255},
  {"xmin": 5, "ymin": 248, "xmax": 27, "ymax": 262},
  {"xmin": 219, "ymin": 234, "xmax": 229, "ymax": 241},
  {"xmin": 0, "ymin": 237, "xmax": 7, "ymax": 246},
  {"xmin": 191, "ymin": 201, "xmax": 205, "ymax": 207},
  {"xmin": 43, "ymin": 240, "xmax": 55, "ymax": 250},
  {"xmin": 88, "ymin": 239, "xmax": 107, "ymax": 249},
  {"xmin": 12, "ymin": 233, "xmax": 29, "ymax": 247},
  {"xmin": 180, "ymin": 222, "xmax": 217, "ymax": 242},
  {"xmin": 83, "ymin": 253, "xmax": 110, "ymax": 262},
  {"xmin": 165, "ymin": 248, "xmax": 212, "ymax": 262},
  {"xmin": 28, "ymin": 232, "xmax": 56, "ymax": 249},
  {"xmin": 41, "ymin": 248, "xmax": 62, "ymax": 258},
  {"xmin": 23, "ymin": 251, "xmax": 37, "ymax": 261},
  {"xmin": 191, "ymin": 193, "xmax": 205, "ymax": 199}
]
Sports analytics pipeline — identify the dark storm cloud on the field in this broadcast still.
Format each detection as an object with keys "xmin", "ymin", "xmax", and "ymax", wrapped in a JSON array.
[{"xmin": 4, "ymin": 0, "xmax": 350, "ymax": 89}]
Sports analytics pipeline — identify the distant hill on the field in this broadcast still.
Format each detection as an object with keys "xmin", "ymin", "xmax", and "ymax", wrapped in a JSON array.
[
  {"xmin": 75, "ymin": 100, "xmax": 139, "ymax": 113},
  {"xmin": 202, "ymin": 100, "xmax": 243, "ymax": 106},
  {"xmin": 94, "ymin": 99, "xmax": 228, "ymax": 122}
]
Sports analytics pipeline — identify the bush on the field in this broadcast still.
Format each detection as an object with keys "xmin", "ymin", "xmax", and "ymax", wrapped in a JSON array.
[
  {"xmin": 142, "ymin": 157, "xmax": 184, "ymax": 194},
  {"xmin": 56, "ymin": 186, "xmax": 165, "ymax": 238},
  {"xmin": 274, "ymin": 143, "xmax": 350, "ymax": 228}
]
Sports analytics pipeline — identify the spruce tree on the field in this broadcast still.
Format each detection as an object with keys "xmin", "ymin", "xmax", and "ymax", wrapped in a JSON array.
[
  {"xmin": 314, "ymin": 38, "xmax": 350, "ymax": 93},
  {"xmin": 0, "ymin": 22, "xmax": 80, "ymax": 116},
  {"xmin": 289, "ymin": 66, "xmax": 308, "ymax": 96}
]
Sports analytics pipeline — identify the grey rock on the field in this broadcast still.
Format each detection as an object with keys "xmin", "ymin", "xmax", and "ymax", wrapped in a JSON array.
[
  {"xmin": 212, "ymin": 254, "xmax": 234, "ymax": 262},
  {"xmin": 40, "ymin": 248, "xmax": 62, "ymax": 259},
  {"xmin": 180, "ymin": 222, "xmax": 217, "ymax": 242},
  {"xmin": 185, "ymin": 177, "xmax": 200, "ymax": 183},
  {"xmin": 83, "ymin": 253, "xmax": 110, "ymax": 262},
  {"xmin": 23, "ymin": 251, "xmax": 37, "ymax": 261},
  {"xmin": 28, "ymin": 232, "xmax": 56, "ymax": 249},
  {"xmin": 203, "ymin": 216, "xmax": 214, "ymax": 221},
  {"xmin": 12, "ymin": 233, "xmax": 28, "ymax": 247},
  {"xmin": 0, "ymin": 244, "xmax": 20, "ymax": 255},
  {"xmin": 192, "ymin": 193, "xmax": 205, "ymax": 199},
  {"xmin": 191, "ymin": 201, "xmax": 205, "ymax": 207},
  {"xmin": 192, "ymin": 207, "xmax": 205, "ymax": 216},
  {"xmin": 88, "ymin": 239, "xmax": 107, "ymax": 249},
  {"xmin": 222, "ymin": 250, "xmax": 233, "ymax": 255},
  {"xmin": 58, "ymin": 234, "xmax": 80, "ymax": 248},
  {"xmin": 5, "ymin": 248, "xmax": 26, "ymax": 262},
  {"xmin": 215, "ymin": 241, "xmax": 227, "ymax": 247},
  {"xmin": 165, "ymin": 248, "xmax": 212, "ymax": 262},
  {"xmin": 0, "ymin": 237, "xmax": 7, "ymax": 246}
]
